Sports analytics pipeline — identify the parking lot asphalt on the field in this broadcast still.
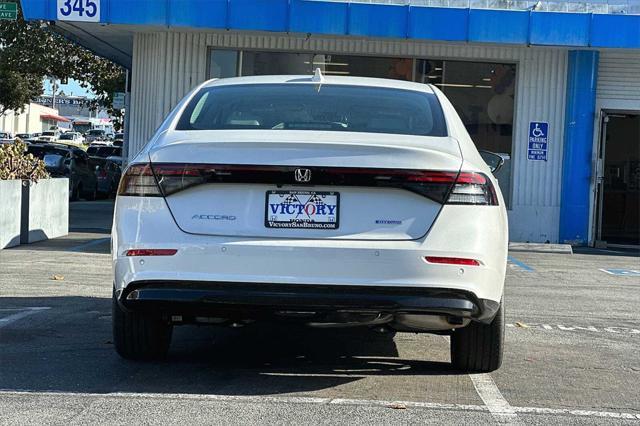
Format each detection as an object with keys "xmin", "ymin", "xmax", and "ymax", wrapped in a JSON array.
[{"xmin": 1, "ymin": 219, "xmax": 639, "ymax": 424}]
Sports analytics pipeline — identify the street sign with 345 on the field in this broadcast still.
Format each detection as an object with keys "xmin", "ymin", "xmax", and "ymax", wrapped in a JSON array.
[
  {"xmin": 57, "ymin": 0, "xmax": 100, "ymax": 23},
  {"xmin": 0, "ymin": 2, "xmax": 18, "ymax": 21}
]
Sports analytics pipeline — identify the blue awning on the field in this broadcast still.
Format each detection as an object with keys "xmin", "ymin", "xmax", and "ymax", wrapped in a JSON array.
[{"xmin": 20, "ymin": 0, "xmax": 640, "ymax": 49}]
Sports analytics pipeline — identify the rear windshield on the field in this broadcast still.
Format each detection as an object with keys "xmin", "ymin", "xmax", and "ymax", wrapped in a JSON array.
[
  {"xmin": 28, "ymin": 146, "xmax": 69, "ymax": 159},
  {"xmin": 87, "ymin": 146, "xmax": 121, "ymax": 157},
  {"xmin": 176, "ymin": 84, "xmax": 447, "ymax": 137}
]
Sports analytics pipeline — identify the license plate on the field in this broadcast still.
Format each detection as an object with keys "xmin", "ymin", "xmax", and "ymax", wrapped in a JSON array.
[{"xmin": 265, "ymin": 190, "xmax": 339, "ymax": 229}]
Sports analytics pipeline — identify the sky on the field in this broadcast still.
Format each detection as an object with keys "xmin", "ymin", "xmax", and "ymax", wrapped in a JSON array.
[{"xmin": 42, "ymin": 78, "xmax": 94, "ymax": 98}]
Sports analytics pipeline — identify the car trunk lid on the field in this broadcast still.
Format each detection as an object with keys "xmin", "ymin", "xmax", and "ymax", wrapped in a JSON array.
[{"xmin": 149, "ymin": 130, "xmax": 462, "ymax": 240}]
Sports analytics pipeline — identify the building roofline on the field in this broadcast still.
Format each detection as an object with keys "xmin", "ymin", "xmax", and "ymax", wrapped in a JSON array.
[{"xmin": 19, "ymin": 0, "xmax": 640, "ymax": 52}]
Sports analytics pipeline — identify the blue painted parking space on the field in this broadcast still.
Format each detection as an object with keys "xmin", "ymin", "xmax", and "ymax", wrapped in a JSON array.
[{"xmin": 507, "ymin": 256, "xmax": 534, "ymax": 272}]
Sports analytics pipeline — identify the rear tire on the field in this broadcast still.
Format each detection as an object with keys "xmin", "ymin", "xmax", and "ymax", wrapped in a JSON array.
[
  {"xmin": 112, "ymin": 290, "xmax": 172, "ymax": 360},
  {"xmin": 450, "ymin": 300, "xmax": 504, "ymax": 373}
]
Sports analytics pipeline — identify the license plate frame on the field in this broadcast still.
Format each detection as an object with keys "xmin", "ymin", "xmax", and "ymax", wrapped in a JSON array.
[{"xmin": 265, "ymin": 190, "xmax": 340, "ymax": 229}]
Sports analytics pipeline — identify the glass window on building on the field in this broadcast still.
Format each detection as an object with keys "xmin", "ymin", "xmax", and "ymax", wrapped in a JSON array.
[
  {"xmin": 312, "ymin": 54, "xmax": 414, "ymax": 81},
  {"xmin": 209, "ymin": 49, "xmax": 239, "ymax": 79},
  {"xmin": 416, "ymin": 59, "xmax": 516, "ymax": 205},
  {"xmin": 241, "ymin": 52, "xmax": 314, "ymax": 76}
]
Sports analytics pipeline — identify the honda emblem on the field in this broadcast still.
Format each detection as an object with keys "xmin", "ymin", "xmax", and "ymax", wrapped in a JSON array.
[{"xmin": 294, "ymin": 168, "xmax": 312, "ymax": 183}]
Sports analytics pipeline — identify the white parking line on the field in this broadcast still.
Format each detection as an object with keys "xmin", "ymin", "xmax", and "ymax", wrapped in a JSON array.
[
  {"xmin": 439, "ymin": 335, "xmax": 520, "ymax": 423},
  {"xmin": 68, "ymin": 237, "xmax": 110, "ymax": 252},
  {"xmin": 0, "ymin": 307, "xmax": 50, "ymax": 329},
  {"xmin": 1, "ymin": 390, "xmax": 639, "ymax": 420},
  {"xmin": 469, "ymin": 373, "xmax": 522, "ymax": 425},
  {"xmin": 506, "ymin": 323, "xmax": 640, "ymax": 335}
]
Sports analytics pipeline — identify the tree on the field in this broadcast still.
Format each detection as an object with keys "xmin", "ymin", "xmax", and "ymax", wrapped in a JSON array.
[
  {"xmin": 0, "ymin": 70, "xmax": 41, "ymax": 114},
  {"xmin": 0, "ymin": 2, "xmax": 125, "ymax": 122}
]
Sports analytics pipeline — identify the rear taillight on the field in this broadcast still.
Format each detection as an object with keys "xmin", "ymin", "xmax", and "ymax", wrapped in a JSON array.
[
  {"xmin": 446, "ymin": 172, "xmax": 498, "ymax": 206},
  {"xmin": 117, "ymin": 163, "xmax": 497, "ymax": 205},
  {"xmin": 151, "ymin": 163, "xmax": 207, "ymax": 196},
  {"xmin": 402, "ymin": 170, "xmax": 497, "ymax": 205},
  {"xmin": 117, "ymin": 163, "xmax": 162, "ymax": 196}
]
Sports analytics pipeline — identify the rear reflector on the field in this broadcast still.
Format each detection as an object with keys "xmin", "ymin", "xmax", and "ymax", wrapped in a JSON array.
[
  {"xmin": 125, "ymin": 249, "xmax": 177, "ymax": 256},
  {"xmin": 424, "ymin": 256, "xmax": 481, "ymax": 266}
]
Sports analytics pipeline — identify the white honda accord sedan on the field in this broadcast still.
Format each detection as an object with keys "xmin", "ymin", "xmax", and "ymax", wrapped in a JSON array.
[{"xmin": 112, "ymin": 73, "xmax": 508, "ymax": 372}]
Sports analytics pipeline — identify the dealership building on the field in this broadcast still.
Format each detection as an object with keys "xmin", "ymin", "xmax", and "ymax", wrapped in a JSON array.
[{"xmin": 20, "ymin": 0, "xmax": 640, "ymax": 246}]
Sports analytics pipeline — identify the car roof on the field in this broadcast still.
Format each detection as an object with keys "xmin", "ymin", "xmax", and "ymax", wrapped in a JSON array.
[
  {"xmin": 29, "ymin": 143, "xmax": 70, "ymax": 151},
  {"xmin": 201, "ymin": 74, "xmax": 435, "ymax": 94}
]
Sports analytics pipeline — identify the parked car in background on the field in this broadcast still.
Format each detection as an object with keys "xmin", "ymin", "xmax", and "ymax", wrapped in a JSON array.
[
  {"xmin": 88, "ymin": 140, "xmax": 112, "ymax": 148},
  {"xmin": 106, "ymin": 155, "xmax": 123, "ymax": 165},
  {"xmin": 15, "ymin": 133, "xmax": 41, "ymax": 145},
  {"xmin": 89, "ymin": 156, "xmax": 122, "ymax": 198},
  {"xmin": 58, "ymin": 132, "xmax": 85, "ymax": 146},
  {"xmin": 38, "ymin": 130, "xmax": 60, "ymax": 143},
  {"xmin": 28, "ymin": 143, "xmax": 98, "ymax": 201},
  {"xmin": 85, "ymin": 129, "xmax": 107, "ymax": 144},
  {"xmin": 113, "ymin": 133, "xmax": 124, "ymax": 147},
  {"xmin": 87, "ymin": 145, "xmax": 122, "ymax": 159},
  {"xmin": 0, "ymin": 131, "xmax": 14, "ymax": 143}
]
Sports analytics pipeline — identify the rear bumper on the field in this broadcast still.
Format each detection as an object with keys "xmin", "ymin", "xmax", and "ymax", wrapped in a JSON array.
[
  {"xmin": 113, "ymin": 197, "xmax": 508, "ymax": 307},
  {"xmin": 117, "ymin": 281, "xmax": 500, "ymax": 323}
]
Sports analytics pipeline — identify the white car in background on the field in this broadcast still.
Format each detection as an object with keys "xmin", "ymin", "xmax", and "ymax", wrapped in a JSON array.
[
  {"xmin": 89, "ymin": 140, "xmax": 112, "ymax": 148},
  {"xmin": 85, "ymin": 129, "xmax": 108, "ymax": 144},
  {"xmin": 38, "ymin": 130, "xmax": 60, "ymax": 143},
  {"xmin": 0, "ymin": 131, "xmax": 14, "ymax": 144},
  {"xmin": 112, "ymin": 73, "xmax": 508, "ymax": 372},
  {"xmin": 57, "ymin": 132, "xmax": 85, "ymax": 147}
]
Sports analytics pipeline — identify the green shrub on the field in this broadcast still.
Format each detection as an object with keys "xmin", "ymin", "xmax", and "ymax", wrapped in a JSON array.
[{"xmin": 0, "ymin": 140, "xmax": 49, "ymax": 181}]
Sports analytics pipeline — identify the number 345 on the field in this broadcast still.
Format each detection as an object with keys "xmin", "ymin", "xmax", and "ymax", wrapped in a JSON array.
[{"xmin": 59, "ymin": 0, "xmax": 98, "ymax": 17}]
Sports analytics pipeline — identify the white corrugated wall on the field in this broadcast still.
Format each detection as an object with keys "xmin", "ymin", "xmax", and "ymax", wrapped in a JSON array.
[
  {"xmin": 129, "ymin": 31, "xmax": 568, "ymax": 242},
  {"xmin": 597, "ymin": 50, "xmax": 640, "ymax": 107}
]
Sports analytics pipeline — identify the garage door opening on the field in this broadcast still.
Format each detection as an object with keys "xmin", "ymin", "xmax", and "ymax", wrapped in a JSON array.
[{"xmin": 595, "ymin": 113, "xmax": 640, "ymax": 247}]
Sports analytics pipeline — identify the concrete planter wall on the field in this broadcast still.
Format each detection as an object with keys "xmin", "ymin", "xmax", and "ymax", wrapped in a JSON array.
[
  {"xmin": 24, "ymin": 178, "xmax": 69, "ymax": 244},
  {"xmin": 0, "ymin": 180, "xmax": 22, "ymax": 249},
  {"xmin": 0, "ymin": 178, "xmax": 69, "ymax": 249}
]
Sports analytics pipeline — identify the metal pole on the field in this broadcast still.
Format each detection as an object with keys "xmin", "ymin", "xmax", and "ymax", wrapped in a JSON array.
[
  {"xmin": 123, "ymin": 68, "xmax": 131, "ymax": 166},
  {"xmin": 51, "ymin": 78, "xmax": 57, "ymax": 113}
]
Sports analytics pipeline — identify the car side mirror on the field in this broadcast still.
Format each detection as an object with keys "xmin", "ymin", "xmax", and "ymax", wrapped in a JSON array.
[{"xmin": 479, "ymin": 150, "xmax": 505, "ymax": 174}]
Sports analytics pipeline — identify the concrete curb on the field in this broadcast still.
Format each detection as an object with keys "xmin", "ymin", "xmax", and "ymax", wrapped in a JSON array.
[
  {"xmin": 69, "ymin": 227, "xmax": 112, "ymax": 234},
  {"xmin": 508, "ymin": 242, "xmax": 573, "ymax": 254}
]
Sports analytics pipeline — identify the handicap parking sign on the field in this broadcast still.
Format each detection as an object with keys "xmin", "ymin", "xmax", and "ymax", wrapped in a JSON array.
[{"xmin": 528, "ymin": 121, "xmax": 548, "ymax": 161}]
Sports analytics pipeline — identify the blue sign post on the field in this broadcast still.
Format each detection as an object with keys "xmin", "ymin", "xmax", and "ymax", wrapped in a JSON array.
[{"xmin": 528, "ymin": 121, "xmax": 549, "ymax": 161}]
